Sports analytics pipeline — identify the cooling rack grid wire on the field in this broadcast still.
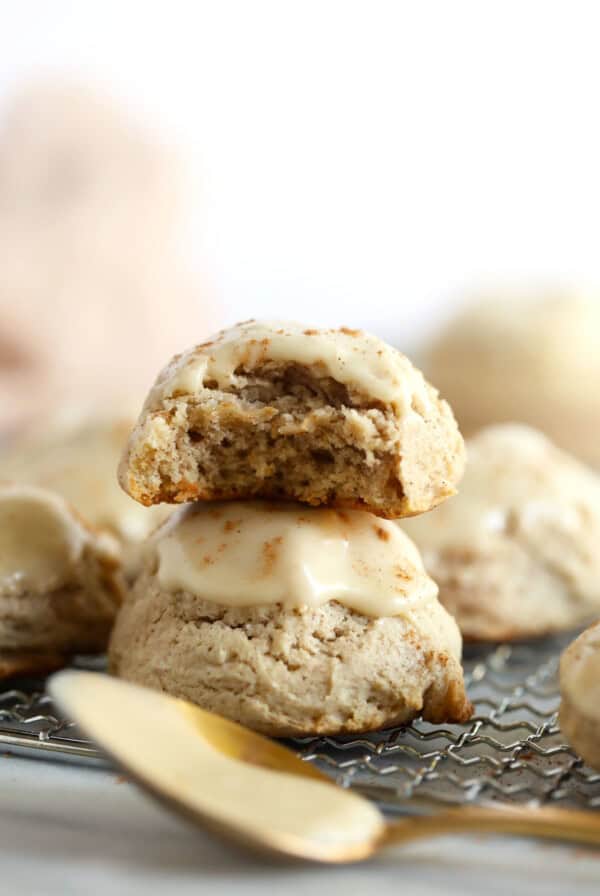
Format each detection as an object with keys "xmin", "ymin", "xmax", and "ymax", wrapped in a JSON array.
[{"xmin": 1, "ymin": 634, "xmax": 599, "ymax": 812}]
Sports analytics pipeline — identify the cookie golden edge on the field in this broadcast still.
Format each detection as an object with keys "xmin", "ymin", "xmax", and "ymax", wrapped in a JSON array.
[
  {"xmin": 118, "ymin": 322, "xmax": 465, "ymax": 519},
  {"xmin": 108, "ymin": 576, "xmax": 472, "ymax": 737}
]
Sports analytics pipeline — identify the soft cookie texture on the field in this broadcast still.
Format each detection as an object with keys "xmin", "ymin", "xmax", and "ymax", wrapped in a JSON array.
[
  {"xmin": 109, "ymin": 588, "xmax": 471, "ymax": 737},
  {"xmin": 425, "ymin": 292, "xmax": 600, "ymax": 467},
  {"xmin": 109, "ymin": 502, "xmax": 472, "ymax": 736},
  {"xmin": 0, "ymin": 483, "xmax": 125, "ymax": 678},
  {"xmin": 119, "ymin": 321, "xmax": 465, "ymax": 518},
  {"xmin": 560, "ymin": 622, "xmax": 600, "ymax": 770},
  {"xmin": 1, "ymin": 415, "xmax": 171, "ymax": 576},
  {"xmin": 403, "ymin": 425, "xmax": 600, "ymax": 641}
]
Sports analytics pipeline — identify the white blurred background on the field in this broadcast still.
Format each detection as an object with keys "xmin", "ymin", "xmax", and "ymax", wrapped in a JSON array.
[{"xmin": 3, "ymin": 0, "xmax": 600, "ymax": 345}]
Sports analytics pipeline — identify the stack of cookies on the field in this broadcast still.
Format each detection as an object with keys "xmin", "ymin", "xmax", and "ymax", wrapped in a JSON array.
[{"xmin": 109, "ymin": 320, "xmax": 472, "ymax": 736}]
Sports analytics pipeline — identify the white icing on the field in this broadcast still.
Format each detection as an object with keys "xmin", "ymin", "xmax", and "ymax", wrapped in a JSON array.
[
  {"xmin": 158, "ymin": 320, "xmax": 431, "ymax": 413},
  {"xmin": 0, "ymin": 483, "xmax": 89, "ymax": 591},
  {"xmin": 154, "ymin": 501, "xmax": 438, "ymax": 617}
]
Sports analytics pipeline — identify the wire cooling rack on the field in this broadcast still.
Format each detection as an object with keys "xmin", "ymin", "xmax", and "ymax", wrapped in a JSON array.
[{"xmin": 1, "ymin": 634, "xmax": 599, "ymax": 813}]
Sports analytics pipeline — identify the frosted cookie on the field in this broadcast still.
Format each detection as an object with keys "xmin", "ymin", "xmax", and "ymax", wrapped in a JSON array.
[
  {"xmin": 119, "ymin": 321, "xmax": 465, "ymax": 518},
  {"xmin": 0, "ymin": 483, "xmax": 124, "ymax": 678},
  {"xmin": 1, "ymin": 415, "xmax": 171, "ymax": 576},
  {"xmin": 109, "ymin": 501, "xmax": 472, "ymax": 736},
  {"xmin": 560, "ymin": 622, "xmax": 600, "ymax": 770},
  {"xmin": 403, "ymin": 425, "xmax": 600, "ymax": 641},
  {"xmin": 425, "ymin": 292, "xmax": 600, "ymax": 466}
]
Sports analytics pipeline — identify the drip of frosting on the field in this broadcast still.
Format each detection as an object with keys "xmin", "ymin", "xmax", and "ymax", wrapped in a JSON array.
[{"xmin": 154, "ymin": 501, "xmax": 437, "ymax": 617}]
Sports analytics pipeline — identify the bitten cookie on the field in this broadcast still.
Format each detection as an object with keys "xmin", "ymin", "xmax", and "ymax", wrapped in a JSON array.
[
  {"xmin": 0, "ymin": 482, "xmax": 125, "ymax": 678},
  {"xmin": 425, "ymin": 292, "xmax": 600, "ymax": 467},
  {"xmin": 403, "ymin": 425, "xmax": 600, "ymax": 641},
  {"xmin": 109, "ymin": 501, "xmax": 472, "ymax": 736},
  {"xmin": 119, "ymin": 321, "xmax": 465, "ymax": 518},
  {"xmin": 560, "ymin": 622, "xmax": 600, "ymax": 770},
  {"xmin": 1, "ymin": 415, "xmax": 171, "ymax": 576}
]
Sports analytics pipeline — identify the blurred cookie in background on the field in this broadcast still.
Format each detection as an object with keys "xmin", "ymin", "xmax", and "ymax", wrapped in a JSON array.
[
  {"xmin": 0, "ymin": 482, "xmax": 124, "ymax": 679},
  {"xmin": 560, "ymin": 622, "xmax": 600, "ymax": 771},
  {"xmin": 402, "ymin": 424, "xmax": 600, "ymax": 641},
  {"xmin": 424, "ymin": 290, "xmax": 600, "ymax": 466},
  {"xmin": 0, "ymin": 413, "xmax": 171, "ymax": 577},
  {"xmin": 0, "ymin": 81, "xmax": 212, "ymax": 434}
]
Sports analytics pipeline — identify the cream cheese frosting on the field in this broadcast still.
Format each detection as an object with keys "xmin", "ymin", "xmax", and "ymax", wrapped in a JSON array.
[
  {"xmin": 403, "ymin": 424, "xmax": 600, "ymax": 596},
  {"xmin": 154, "ymin": 320, "xmax": 432, "ymax": 414},
  {"xmin": 153, "ymin": 500, "xmax": 438, "ymax": 617},
  {"xmin": 0, "ymin": 482, "xmax": 100, "ymax": 592}
]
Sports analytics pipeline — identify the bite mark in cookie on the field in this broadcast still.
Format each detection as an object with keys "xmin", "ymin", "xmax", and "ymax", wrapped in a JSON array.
[{"xmin": 118, "ymin": 321, "xmax": 465, "ymax": 518}]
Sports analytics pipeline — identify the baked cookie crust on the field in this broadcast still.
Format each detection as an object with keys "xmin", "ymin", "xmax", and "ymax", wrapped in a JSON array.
[
  {"xmin": 109, "ymin": 567, "xmax": 472, "ymax": 737},
  {"xmin": 119, "ymin": 321, "xmax": 464, "ymax": 519}
]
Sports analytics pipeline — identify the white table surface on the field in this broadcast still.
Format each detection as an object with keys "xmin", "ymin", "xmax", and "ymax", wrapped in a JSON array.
[{"xmin": 2, "ymin": 752, "xmax": 600, "ymax": 895}]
